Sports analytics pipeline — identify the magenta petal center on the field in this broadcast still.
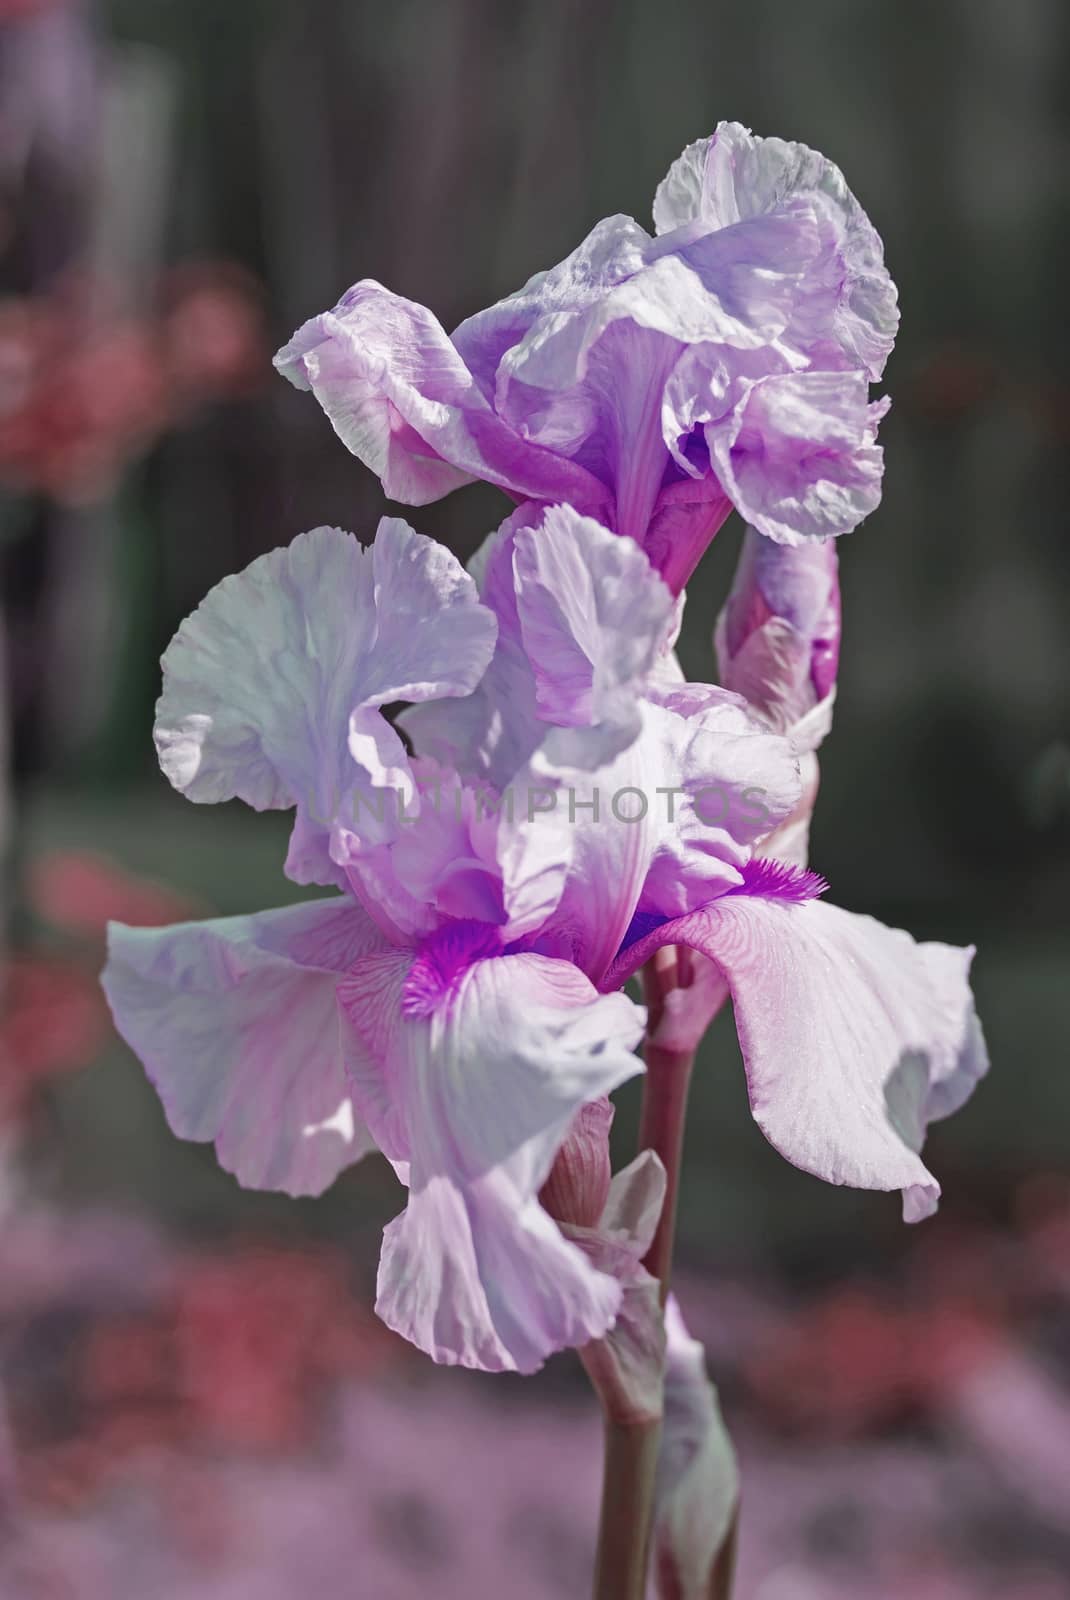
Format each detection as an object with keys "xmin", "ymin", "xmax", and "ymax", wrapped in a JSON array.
[{"xmin": 400, "ymin": 920, "xmax": 503, "ymax": 1018}]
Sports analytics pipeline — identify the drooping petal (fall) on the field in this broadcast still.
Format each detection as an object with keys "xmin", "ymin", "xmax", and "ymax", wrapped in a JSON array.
[
  {"xmin": 275, "ymin": 280, "xmax": 609, "ymax": 511},
  {"xmin": 102, "ymin": 896, "xmax": 386, "ymax": 1197},
  {"xmin": 337, "ymin": 947, "xmax": 645, "ymax": 1372},
  {"xmin": 607, "ymin": 896, "xmax": 987, "ymax": 1218},
  {"xmin": 153, "ymin": 520, "xmax": 496, "ymax": 887}
]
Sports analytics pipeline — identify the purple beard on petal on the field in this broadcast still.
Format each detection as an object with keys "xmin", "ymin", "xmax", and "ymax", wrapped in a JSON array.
[
  {"xmin": 615, "ymin": 855, "xmax": 828, "ymax": 963},
  {"xmin": 730, "ymin": 856, "xmax": 828, "ymax": 903},
  {"xmin": 400, "ymin": 919, "xmax": 503, "ymax": 1018}
]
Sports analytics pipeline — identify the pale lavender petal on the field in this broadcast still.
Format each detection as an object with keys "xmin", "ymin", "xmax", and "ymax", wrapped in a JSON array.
[
  {"xmin": 653, "ymin": 137, "xmax": 718, "ymax": 235},
  {"xmin": 338, "ymin": 762, "xmax": 507, "ymax": 944},
  {"xmin": 901, "ymin": 941, "xmax": 990, "ymax": 1222},
  {"xmin": 275, "ymin": 288, "xmax": 472, "ymax": 503},
  {"xmin": 452, "ymin": 212, "xmax": 652, "ymax": 384},
  {"xmin": 607, "ymin": 898, "xmax": 988, "ymax": 1217},
  {"xmin": 756, "ymin": 746, "xmax": 823, "ymax": 868},
  {"xmin": 154, "ymin": 521, "xmax": 495, "ymax": 888},
  {"xmin": 101, "ymin": 897, "xmax": 387, "ymax": 1197},
  {"xmin": 398, "ymin": 505, "xmax": 546, "ymax": 789},
  {"xmin": 653, "ymin": 121, "xmax": 898, "ymax": 380},
  {"xmin": 505, "ymin": 321, "xmax": 681, "ymax": 547},
  {"xmin": 401, "ymin": 503, "xmax": 676, "ymax": 791},
  {"xmin": 650, "ymin": 589, "xmax": 688, "ymax": 686},
  {"xmin": 357, "ymin": 516, "xmax": 499, "ymax": 705},
  {"xmin": 278, "ymin": 126, "xmax": 896, "ymax": 582},
  {"xmin": 715, "ymin": 529, "xmax": 840, "ymax": 875},
  {"xmin": 275, "ymin": 281, "xmax": 608, "ymax": 510},
  {"xmin": 338, "ymin": 951, "xmax": 645, "ymax": 1372},
  {"xmin": 644, "ymin": 205, "xmax": 822, "ymax": 340},
  {"xmin": 513, "ymin": 505, "xmax": 674, "ymax": 734},
  {"xmin": 498, "ymin": 689, "xmax": 800, "ymax": 982},
  {"xmin": 706, "ymin": 373, "xmax": 888, "ymax": 545},
  {"xmin": 497, "ymin": 210, "xmax": 815, "ymax": 398},
  {"xmin": 654, "ymin": 1295, "xmax": 739, "ymax": 1599},
  {"xmin": 492, "ymin": 213, "xmax": 820, "ymax": 547}
]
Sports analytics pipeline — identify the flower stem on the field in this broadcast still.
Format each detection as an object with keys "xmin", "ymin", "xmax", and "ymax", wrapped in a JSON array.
[
  {"xmin": 589, "ymin": 948, "xmax": 699, "ymax": 1598},
  {"xmin": 591, "ymin": 1415, "xmax": 662, "ymax": 1600},
  {"xmin": 638, "ymin": 948, "xmax": 698, "ymax": 1307}
]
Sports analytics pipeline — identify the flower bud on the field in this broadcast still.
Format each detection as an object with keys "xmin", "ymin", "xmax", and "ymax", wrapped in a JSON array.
[
  {"xmin": 716, "ymin": 530, "xmax": 840, "ymax": 869},
  {"xmin": 539, "ymin": 1097, "xmax": 614, "ymax": 1228},
  {"xmin": 653, "ymin": 1296, "xmax": 739, "ymax": 1597},
  {"xmin": 714, "ymin": 529, "xmax": 840, "ymax": 734}
]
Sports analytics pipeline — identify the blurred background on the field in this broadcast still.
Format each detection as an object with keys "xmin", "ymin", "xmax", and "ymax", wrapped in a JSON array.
[{"xmin": 1, "ymin": 1, "xmax": 1068, "ymax": 1595}]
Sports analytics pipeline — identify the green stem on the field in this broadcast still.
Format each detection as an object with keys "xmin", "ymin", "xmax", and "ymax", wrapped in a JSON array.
[
  {"xmin": 590, "ymin": 1416, "xmax": 662, "ymax": 1600},
  {"xmin": 589, "ymin": 948, "xmax": 699, "ymax": 1598}
]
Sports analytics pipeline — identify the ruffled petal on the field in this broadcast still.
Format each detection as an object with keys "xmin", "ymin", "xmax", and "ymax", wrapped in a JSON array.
[
  {"xmin": 497, "ymin": 210, "xmax": 813, "ymax": 396},
  {"xmin": 452, "ymin": 212, "xmax": 651, "ymax": 384},
  {"xmin": 401, "ymin": 504, "xmax": 676, "ymax": 789},
  {"xmin": 498, "ymin": 690, "xmax": 800, "ymax": 981},
  {"xmin": 355, "ymin": 516, "xmax": 499, "ymax": 704},
  {"xmin": 339, "ymin": 761, "xmax": 507, "ymax": 944},
  {"xmin": 513, "ymin": 505, "xmax": 674, "ymax": 734},
  {"xmin": 337, "ymin": 950, "xmax": 645, "ymax": 1372},
  {"xmin": 706, "ymin": 373, "xmax": 888, "ymax": 545},
  {"xmin": 607, "ymin": 897, "xmax": 988, "ymax": 1217},
  {"xmin": 653, "ymin": 121, "xmax": 898, "ymax": 380},
  {"xmin": 490, "ymin": 212, "xmax": 820, "ymax": 547},
  {"xmin": 398, "ymin": 505, "xmax": 546, "ymax": 788},
  {"xmin": 275, "ymin": 281, "xmax": 608, "ymax": 510},
  {"xmin": 101, "ymin": 896, "xmax": 387, "ymax": 1197},
  {"xmin": 154, "ymin": 520, "xmax": 495, "ymax": 887}
]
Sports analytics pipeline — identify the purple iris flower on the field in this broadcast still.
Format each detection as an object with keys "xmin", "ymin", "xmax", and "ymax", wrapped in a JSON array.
[
  {"xmin": 275, "ymin": 122, "xmax": 898, "ymax": 593},
  {"xmin": 102, "ymin": 505, "xmax": 983, "ymax": 1376}
]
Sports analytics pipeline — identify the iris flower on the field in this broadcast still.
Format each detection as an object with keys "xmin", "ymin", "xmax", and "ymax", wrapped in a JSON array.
[
  {"xmin": 275, "ymin": 123, "xmax": 897, "ymax": 592},
  {"xmin": 103, "ymin": 505, "xmax": 983, "ymax": 1375}
]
